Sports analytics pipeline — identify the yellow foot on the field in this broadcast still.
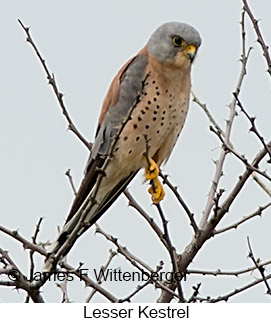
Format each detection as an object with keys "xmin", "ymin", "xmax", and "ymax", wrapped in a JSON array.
[
  {"xmin": 148, "ymin": 177, "xmax": 165, "ymax": 204},
  {"xmin": 144, "ymin": 157, "xmax": 165, "ymax": 204},
  {"xmin": 145, "ymin": 158, "xmax": 159, "ymax": 180}
]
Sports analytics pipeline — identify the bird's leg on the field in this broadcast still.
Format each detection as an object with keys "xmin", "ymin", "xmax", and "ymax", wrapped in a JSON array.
[{"xmin": 144, "ymin": 157, "xmax": 165, "ymax": 204}]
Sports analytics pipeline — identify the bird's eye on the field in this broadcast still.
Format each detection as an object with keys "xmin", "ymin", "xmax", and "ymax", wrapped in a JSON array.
[{"xmin": 172, "ymin": 36, "xmax": 184, "ymax": 47}]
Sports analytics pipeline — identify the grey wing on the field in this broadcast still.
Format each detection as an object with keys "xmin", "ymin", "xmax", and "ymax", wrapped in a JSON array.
[{"xmin": 65, "ymin": 53, "xmax": 148, "ymax": 224}]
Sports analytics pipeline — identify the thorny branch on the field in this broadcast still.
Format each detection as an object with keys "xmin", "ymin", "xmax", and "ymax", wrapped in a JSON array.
[
  {"xmin": 242, "ymin": 0, "xmax": 271, "ymax": 76},
  {"xmin": 95, "ymin": 224, "xmax": 180, "ymax": 300},
  {"xmin": 123, "ymin": 189, "xmax": 168, "ymax": 248},
  {"xmin": 65, "ymin": 169, "xmax": 78, "ymax": 196},
  {"xmin": 192, "ymin": 91, "xmax": 227, "ymax": 141},
  {"xmin": 18, "ymin": 19, "xmax": 92, "ymax": 151},
  {"xmin": 155, "ymin": 203, "xmax": 184, "ymax": 302},
  {"xmin": 209, "ymin": 125, "xmax": 271, "ymax": 182},
  {"xmin": 159, "ymin": 172, "xmax": 199, "ymax": 235},
  {"xmin": 188, "ymin": 259, "xmax": 271, "ymax": 277},
  {"xmin": 247, "ymin": 237, "xmax": 271, "ymax": 295},
  {"xmin": 209, "ymin": 273, "xmax": 271, "ymax": 302},
  {"xmin": 25, "ymin": 217, "xmax": 44, "ymax": 303},
  {"xmin": 119, "ymin": 262, "xmax": 164, "ymax": 303},
  {"xmin": 142, "ymin": 134, "xmax": 184, "ymax": 301},
  {"xmin": 214, "ymin": 202, "xmax": 271, "ymax": 235},
  {"xmin": 233, "ymin": 93, "xmax": 271, "ymax": 163},
  {"xmin": 0, "ymin": 225, "xmax": 119, "ymax": 302},
  {"xmin": 199, "ymin": 10, "xmax": 252, "ymax": 228},
  {"xmin": 0, "ymin": 247, "xmax": 44, "ymax": 303},
  {"xmin": 85, "ymin": 249, "xmax": 117, "ymax": 302},
  {"xmin": 252, "ymin": 173, "xmax": 271, "ymax": 197}
]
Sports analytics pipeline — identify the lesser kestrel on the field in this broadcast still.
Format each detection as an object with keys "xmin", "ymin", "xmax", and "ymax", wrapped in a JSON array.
[{"xmin": 49, "ymin": 21, "xmax": 201, "ymax": 257}]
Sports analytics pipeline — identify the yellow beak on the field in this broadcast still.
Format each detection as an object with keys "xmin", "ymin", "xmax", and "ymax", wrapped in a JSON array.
[{"xmin": 184, "ymin": 44, "xmax": 197, "ymax": 61}]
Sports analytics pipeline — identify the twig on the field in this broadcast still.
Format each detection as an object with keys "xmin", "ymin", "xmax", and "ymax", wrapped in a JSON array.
[
  {"xmin": 191, "ymin": 91, "xmax": 227, "ymax": 140},
  {"xmin": 0, "ymin": 225, "xmax": 47, "ymax": 256},
  {"xmin": 18, "ymin": 19, "xmax": 92, "ymax": 151},
  {"xmin": 123, "ymin": 189, "xmax": 168, "ymax": 249},
  {"xmin": 0, "ymin": 247, "xmax": 44, "ymax": 303},
  {"xmin": 187, "ymin": 259, "xmax": 271, "ymax": 276},
  {"xmin": 187, "ymin": 283, "xmax": 201, "ymax": 303},
  {"xmin": 209, "ymin": 273, "xmax": 271, "ymax": 302},
  {"xmin": 57, "ymin": 257, "xmax": 70, "ymax": 303},
  {"xmin": 233, "ymin": 93, "xmax": 271, "ymax": 163},
  {"xmin": 214, "ymin": 202, "xmax": 271, "ymax": 235},
  {"xmin": 209, "ymin": 125, "xmax": 271, "ymax": 182},
  {"xmin": 85, "ymin": 249, "xmax": 117, "ymax": 302},
  {"xmin": 0, "ymin": 215, "xmax": 118, "ymax": 302},
  {"xmin": 247, "ymin": 237, "xmax": 271, "ymax": 295},
  {"xmin": 199, "ymin": 11, "xmax": 252, "ymax": 228},
  {"xmin": 95, "ymin": 224, "xmax": 180, "ymax": 300},
  {"xmin": 242, "ymin": 0, "xmax": 271, "ymax": 76},
  {"xmin": 65, "ymin": 169, "xmax": 77, "ymax": 196},
  {"xmin": 217, "ymin": 140, "xmax": 271, "ymax": 221},
  {"xmin": 252, "ymin": 173, "xmax": 271, "ymax": 197},
  {"xmin": 95, "ymin": 224, "xmax": 153, "ymax": 273},
  {"xmin": 118, "ymin": 261, "xmax": 164, "ymax": 303},
  {"xmin": 155, "ymin": 203, "xmax": 184, "ymax": 302},
  {"xmin": 57, "ymin": 277, "xmax": 70, "ymax": 303},
  {"xmin": 159, "ymin": 172, "xmax": 199, "ymax": 235},
  {"xmin": 25, "ymin": 217, "xmax": 44, "ymax": 303},
  {"xmin": 60, "ymin": 261, "xmax": 118, "ymax": 302},
  {"xmin": 212, "ymin": 188, "xmax": 225, "ymax": 219}
]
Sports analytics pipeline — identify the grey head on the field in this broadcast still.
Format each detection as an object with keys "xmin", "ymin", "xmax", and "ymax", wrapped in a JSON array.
[{"xmin": 147, "ymin": 21, "xmax": 201, "ymax": 63}]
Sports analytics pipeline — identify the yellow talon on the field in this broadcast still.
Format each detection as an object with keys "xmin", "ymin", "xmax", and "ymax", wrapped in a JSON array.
[
  {"xmin": 144, "ymin": 157, "xmax": 165, "ymax": 204},
  {"xmin": 145, "ymin": 158, "xmax": 159, "ymax": 180},
  {"xmin": 148, "ymin": 177, "xmax": 165, "ymax": 204}
]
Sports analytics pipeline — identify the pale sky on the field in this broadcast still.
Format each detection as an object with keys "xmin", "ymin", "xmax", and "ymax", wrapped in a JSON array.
[{"xmin": 1, "ymin": 0, "xmax": 271, "ymax": 302}]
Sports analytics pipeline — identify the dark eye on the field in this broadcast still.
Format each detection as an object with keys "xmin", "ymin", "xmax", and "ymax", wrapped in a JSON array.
[{"xmin": 172, "ymin": 36, "xmax": 184, "ymax": 47}]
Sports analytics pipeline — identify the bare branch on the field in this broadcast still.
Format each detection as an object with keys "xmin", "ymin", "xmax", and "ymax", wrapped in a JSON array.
[
  {"xmin": 95, "ymin": 224, "xmax": 153, "ymax": 273},
  {"xmin": 95, "ymin": 224, "xmax": 180, "ymax": 301},
  {"xmin": 187, "ymin": 283, "xmax": 201, "ymax": 303},
  {"xmin": 157, "ymin": 140, "xmax": 271, "ymax": 302},
  {"xmin": 155, "ymin": 203, "xmax": 184, "ymax": 302},
  {"xmin": 252, "ymin": 173, "xmax": 271, "ymax": 197},
  {"xmin": 192, "ymin": 91, "xmax": 226, "ymax": 140},
  {"xmin": 25, "ymin": 217, "xmax": 44, "ymax": 303},
  {"xmin": 85, "ymin": 249, "xmax": 117, "ymax": 302},
  {"xmin": 209, "ymin": 273, "xmax": 271, "ymax": 302},
  {"xmin": 0, "ymin": 225, "xmax": 47, "ymax": 256},
  {"xmin": 18, "ymin": 19, "xmax": 92, "ymax": 151},
  {"xmin": 209, "ymin": 125, "xmax": 271, "ymax": 182},
  {"xmin": 123, "ymin": 189, "xmax": 168, "ymax": 249},
  {"xmin": 214, "ymin": 202, "xmax": 271, "ymax": 235},
  {"xmin": 60, "ymin": 261, "xmax": 118, "ymax": 302},
  {"xmin": 234, "ymin": 93, "xmax": 271, "ymax": 163},
  {"xmin": 247, "ymin": 237, "xmax": 271, "ymax": 295},
  {"xmin": 242, "ymin": 0, "xmax": 271, "ymax": 76},
  {"xmin": 159, "ymin": 172, "xmax": 199, "ymax": 235},
  {"xmin": 118, "ymin": 261, "xmax": 164, "ymax": 303},
  {"xmin": 65, "ymin": 169, "xmax": 78, "ymax": 196},
  {"xmin": 188, "ymin": 259, "xmax": 271, "ymax": 276},
  {"xmin": 56, "ymin": 259, "xmax": 70, "ymax": 303},
  {"xmin": 0, "ymin": 247, "xmax": 44, "ymax": 303},
  {"xmin": 200, "ymin": 12, "xmax": 252, "ymax": 228}
]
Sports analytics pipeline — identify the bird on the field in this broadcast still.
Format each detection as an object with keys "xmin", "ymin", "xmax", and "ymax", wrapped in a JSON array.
[{"xmin": 47, "ymin": 21, "xmax": 201, "ymax": 261}]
